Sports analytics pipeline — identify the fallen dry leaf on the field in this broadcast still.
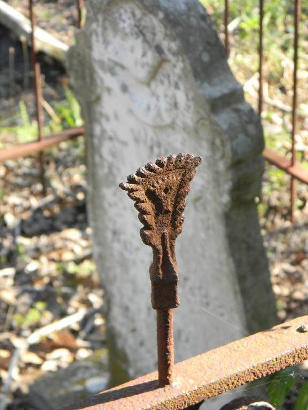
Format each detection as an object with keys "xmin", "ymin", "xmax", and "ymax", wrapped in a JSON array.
[
  {"xmin": 49, "ymin": 329, "xmax": 79, "ymax": 349},
  {"xmin": 0, "ymin": 348, "xmax": 11, "ymax": 368}
]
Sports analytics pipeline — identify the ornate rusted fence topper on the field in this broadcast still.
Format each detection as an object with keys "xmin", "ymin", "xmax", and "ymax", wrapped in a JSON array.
[
  {"xmin": 120, "ymin": 153, "xmax": 202, "ymax": 387},
  {"xmin": 68, "ymin": 154, "xmax": 308, "ymax": 410}
]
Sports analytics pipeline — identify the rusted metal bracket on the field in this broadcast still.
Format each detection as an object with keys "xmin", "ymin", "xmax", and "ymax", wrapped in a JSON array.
[
  {"xmin": 120, "ymin": 154, "xmax": 202, "ymax": 385},
  {"xmin": 68, "ymin": 315, "xmax": 308, "ymax": 410}
]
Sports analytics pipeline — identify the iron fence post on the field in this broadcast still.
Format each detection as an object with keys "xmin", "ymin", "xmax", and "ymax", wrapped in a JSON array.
[
  {"xmin": 120, "ymin": 154, "xmax": 202, "ymax": 387},
  {"xmin": 291, "ymin": 0, "xmax": 301, "ymax": 223},
  {"xmin": 29, "ymin": 0, "xmax": 46, "ymax": 194}
]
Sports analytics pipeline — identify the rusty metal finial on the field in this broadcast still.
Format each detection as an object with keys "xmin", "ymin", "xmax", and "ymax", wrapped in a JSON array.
[{"xmin": 120, "ymin": 153, "xmax": 201, "ymax": 386}]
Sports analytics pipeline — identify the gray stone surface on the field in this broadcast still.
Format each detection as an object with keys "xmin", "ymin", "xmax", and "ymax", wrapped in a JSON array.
[{"xmin": 68, "ymin": 0, "xmax": 276, "ymax": 390}]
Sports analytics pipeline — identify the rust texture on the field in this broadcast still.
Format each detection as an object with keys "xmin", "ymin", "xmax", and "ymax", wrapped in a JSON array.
[
  {"xmin": 291, "ymin": 0, "xmax": 301, "ymax": 223},
  {"xmin": 263, "ymin": 148, "xmax": 308, "ymax": 185},
  {"xmin": 68, "ymin": 315, "xmax": 308, "ymax": 410},
  {"xmin": 120, "ymin": 153, "xmax": 201, "ymax": 386},
  {"xmin": 258, "ymin": 0, "xmax": 264, "ymax": 116},
  {"xmin": 224, "ymin": 0, "xmax": 230, "ymax": 56},
  {"xmin": 76, "ymin": 0, "xmax": 85, "ymax": 28},
  {"xmin": 29, "ymin": 0, "xmax": 45, "ymax": 192},
  {"xmin": 0, "ymin": 127, "xmax": 84, "ymax": 163},
  {"xmin": 157, "ymin": 309, "xmax": 174, "ymax": 385},
  {"xmin": 120, "ymin": 153, "xmax": 201, "ymax": 310}
]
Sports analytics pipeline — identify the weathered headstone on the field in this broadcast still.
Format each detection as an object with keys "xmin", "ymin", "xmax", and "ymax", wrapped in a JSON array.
[{"xmin": 68, "ymin": 0, "xmax": 276, "ymax": 390}]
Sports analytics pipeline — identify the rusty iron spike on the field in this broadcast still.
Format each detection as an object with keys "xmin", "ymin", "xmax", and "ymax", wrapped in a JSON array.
[{"xmin": 120, "ymin": 153, "xmax": 202, "ymax": 386}]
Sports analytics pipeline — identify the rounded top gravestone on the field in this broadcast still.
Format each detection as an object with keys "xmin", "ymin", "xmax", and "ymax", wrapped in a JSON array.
[{"xmin": 68, "ymin": 0, "xmax": 276, "ymax": 393}]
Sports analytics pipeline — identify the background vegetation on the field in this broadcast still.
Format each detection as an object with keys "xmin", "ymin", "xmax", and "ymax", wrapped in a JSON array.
[{"xmin": 0, "ymin": 0, "xmax": 307, "ymax": 408}]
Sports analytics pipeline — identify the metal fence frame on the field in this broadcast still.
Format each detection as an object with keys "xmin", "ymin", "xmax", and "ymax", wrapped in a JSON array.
[
  {"xmin": 68, "ymin": 315, "xmax": 308, "ymax": 409},
  {"xmin": 0, "ymin": 2, "xmax": 307, "ymax": 409},
  {"xmin": 0, "ymin": 0, "xmax": 307, "ymax": 220}
]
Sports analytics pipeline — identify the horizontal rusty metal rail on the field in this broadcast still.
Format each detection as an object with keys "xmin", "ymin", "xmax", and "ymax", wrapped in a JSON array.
[
  {"xmin": 0, "ymin": 127, "xmax": 84, "ymax": 163},
  {"xmin": 263, "ymin": 148, "xmax": 308, "ymax": 185},
  {"xmin": 69, "ymin": 315, "xmax": 308, "ymax": 410},
  {"xmin": 1, "ymin": 130, "xmax": 307, "ymax": 188}
]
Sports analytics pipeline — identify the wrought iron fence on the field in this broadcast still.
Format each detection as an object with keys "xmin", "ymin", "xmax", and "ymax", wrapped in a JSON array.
[
  {"xmin": 0, "ymin": 2, "xmax": 307, "ymax": 409},
  {"xmin": 0, "ymin": 0, "xmax": 307, "ymax": 221},
  {"xmin": 223, "ymin": 0, "xmax": 307, "ymax": 222}
]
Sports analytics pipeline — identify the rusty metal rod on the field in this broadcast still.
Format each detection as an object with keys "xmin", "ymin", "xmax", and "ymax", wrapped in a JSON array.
[
  {"xmin": 258, "ymin": 0, "xmax": 264, "ymax": 116},
  {"xmin": 77, "ymin": 0, "xmax": 85, "ymax": 29},
  {"xmin": 2, "ymin": 129, "xmax": 307, "ymax": 186},
  {"xmin": 0, "ymin": 127, "xmax": 84, "ymax": 163},
  {"xmin": 291, "ymin": 176, "xmax": 297, "ymax": 223},
  {"xmin": 157, "ymin": 309, "xmax": 174, "ymax": 386},
  {"xmin": 29, "ymin": 0, "xmax": 45, "ymax": 193},
  {"xmin": 263, "ymin": 148, "xmax": 308, "ymax": 185},
  {"xmin": 68, "ymin": 315, "xmax": 308, "ymax": 410},
  {"xmin": 224, "ymin": 0, "xmax": 230, "ymax": 57},
  {"xmin": 291, "ymin": 0, "xmax": 301, "ymax": 223},
  {"xmin": 9, "ymin": 47, "xmax": 15, "ymax": 102},
  {"xmin": 120, "ymin": 155, "xmax": 201, "ymax": 389}
]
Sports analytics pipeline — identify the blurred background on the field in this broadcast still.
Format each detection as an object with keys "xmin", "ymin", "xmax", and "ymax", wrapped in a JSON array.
[{"xmin": 0, "ymin": 0, "xmax": 307, "ymax": 408}]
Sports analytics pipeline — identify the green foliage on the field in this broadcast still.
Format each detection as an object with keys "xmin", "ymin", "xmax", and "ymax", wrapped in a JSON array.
[
  {"xmin": 16, "ymin": 243, "xmax": 26, "ymax": 257},
  {"xmin": 263, "ymin": 128, "xmax": 291, "ymax": 153},
  {"xmin": 17, "ymin": 100, "xmax": 37, "ymax": 141},
  {"xmin": 0, "ymin": 101, "xmax": 38, "ymax": 143},
  {"xmin": 64, "ymin": 260, "xmax": 95, "ymax": 278},
  {"xmin": 13, "ymin": 301, "xmax": 47, "ymax": 329},
  {"xmin": 0, "ymin": 86, "xmax": 82, "ymax": 148},
  {"xmin": 262, "ymin": 165, "xmax": 287, "ymax": 201},
  {"xmin": 198, "ymin": 0, "xmax": 304, "ymax": 67},
  {"xmin": 267, "ymin": 168, "xmax": 287, "ymax": 189},
  {"xmin": 54, "ymin": 86, "xmax": 82, "ymax": 129},
  {"xmin": 199, "ymin": 0, "xmax": 290, "ymax": 37},
  {"xmin": 294, "ymin": 383, "xmax": 308, "ymax": 410},
  {"xmin": 268, "ymin": 368, "xmax": 295, "ymax": 407},
  {"xmin": 239, "ymin": 12, "xmax": 259, "ymax": 38},
  {"xmin": 268, "ymin": 369, "xmax": 308, "ymax": 409},
  {"xmin": 275, "ymin": 298, "xmax": 286, "ymax": 313}
]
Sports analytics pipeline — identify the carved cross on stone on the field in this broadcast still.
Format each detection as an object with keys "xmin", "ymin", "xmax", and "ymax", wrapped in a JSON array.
[{"xmin": 120, "ymin": 153, "xmax": 201, "ymax": 385}]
